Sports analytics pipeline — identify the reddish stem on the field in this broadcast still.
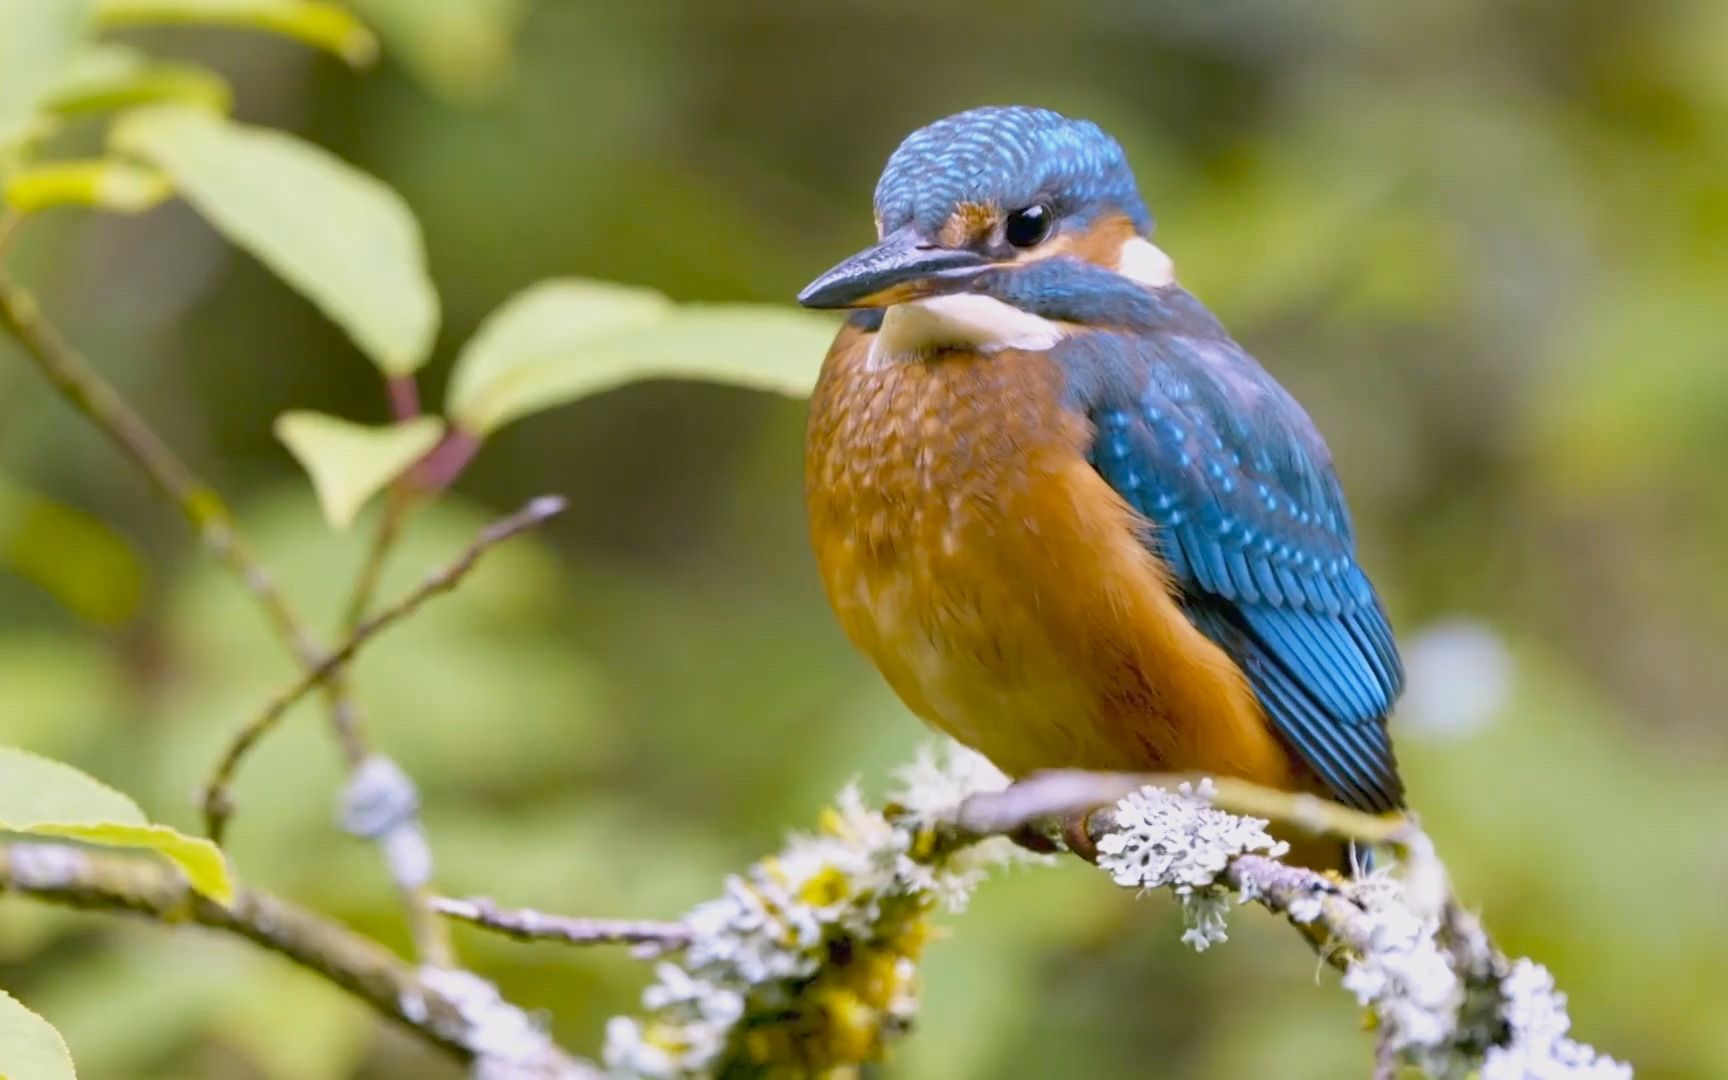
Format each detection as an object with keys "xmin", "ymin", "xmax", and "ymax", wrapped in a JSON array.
[
  {"xmin": 413, "ymin": 429, "xmax": 480, "ymax": 492},
  {"xmin": 386, "ymin": 375, "xmax": 421, "ymax": 420}
]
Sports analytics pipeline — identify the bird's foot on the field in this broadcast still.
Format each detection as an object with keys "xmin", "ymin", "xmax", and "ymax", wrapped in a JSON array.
[
  {"xmin": 1059, "ymin": 809, "xmax": 1101, "ymax": 862},
  {"xmin": 1004, "ymin": 824, "xmax": 1061, "ymax": 855}
]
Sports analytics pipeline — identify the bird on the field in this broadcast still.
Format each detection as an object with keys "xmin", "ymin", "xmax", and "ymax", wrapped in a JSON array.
[{"xmin": 798, "ymin": 106, "xmax": 1406, "ymax": 870}]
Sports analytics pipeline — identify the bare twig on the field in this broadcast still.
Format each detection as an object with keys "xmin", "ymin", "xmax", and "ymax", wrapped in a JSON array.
[
  {"xmin": 341, "ymin": 486, "xmax": 416, "ymax": 631},
  {"xmin": 343, "ymin": 369, "xmax": 428, "ymax": 630},
  {"xmin": 0, "ymin": 842, "xmax": 599, "ymax": 1078},
  {"xmin": 201, "ymin": 495, "xmax": 568, "ymax": 841},
  {"xmin": 434, "ymin": 896, "xmax": 692, "ymax": 953},
  {"xmin": 0, "ymin": 210, "xmax": 24, "ymax": 262},
  {"xmin": 0, "ymin": 267, "xmax": 463, "ymax": 968},
  {"xmin": 326, "ymin": 374, "xmax": 442, "ymax": 959},
  {"xmin": 0, "ymin": 268, "xmax": 320, "ymax": 663}
]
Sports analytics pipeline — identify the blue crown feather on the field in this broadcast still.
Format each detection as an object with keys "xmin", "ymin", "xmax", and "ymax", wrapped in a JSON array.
[{"xmin": 873, "ymin": 106, "xmax": 1152, "ymax": 237}]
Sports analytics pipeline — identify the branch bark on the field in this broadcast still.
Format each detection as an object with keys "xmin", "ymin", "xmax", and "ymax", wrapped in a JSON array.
[
  {"xmin": 593, "ymin": 759, "xmax": 1625, "ymax": 1079},
  {"xmin": 0, "ymin": 843, "xmax": 599, "ymax": 1079}
]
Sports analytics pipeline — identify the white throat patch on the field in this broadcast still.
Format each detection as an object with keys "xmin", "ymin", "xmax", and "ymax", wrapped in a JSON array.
[
  {"xmin": 869, "ymin": 293, "xmax": 1066, "ymax": 365},
  {"xmin": 1116, "ymin": 237, "xmax": 1176, "ymax": 288},
  {"xmin": 865, "ymin": 237, "xmax": 1177, "ymax": 365}
]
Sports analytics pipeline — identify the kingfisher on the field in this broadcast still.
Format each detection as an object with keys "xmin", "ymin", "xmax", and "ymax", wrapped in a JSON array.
[{"xmin": 799, "ymin": 106, "xmax": 1405, "ymax": 867}]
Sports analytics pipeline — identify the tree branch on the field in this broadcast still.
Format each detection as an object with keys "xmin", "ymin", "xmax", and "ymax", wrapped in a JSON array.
[
  {"xmin": 0, "ymin": 842, "xmax": 600, "ymax": 1079},
  {"xmin": 0, "ymin": 266, "xmax": 320, "ymax": 665},
  {"xmin": 433, "ymin": 896, "xmax": 691, "ymax": 952},
  {"xmin": 592, "ymin": 750, "xmax": 1626, "ymax": 1079},
  {"xmin": 938, "ymin": 767, "xmax": 1415, "ymax": 851},
  {"xmin": 200, "ymin": 495, "xmax": 568, "ymax": 842},
  {"xmin": 0, "ymin": 265, "xmax": 444, "ymax": 965}
]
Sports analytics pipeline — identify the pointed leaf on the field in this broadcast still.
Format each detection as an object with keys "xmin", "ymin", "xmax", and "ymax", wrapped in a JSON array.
[
  {"xmin": 95, "ymin": 0, "xmax": 376, "ymax": 66},
  {"xmin": 274, "ymin": 412, "xmax": 443, "ymax": 529},
  {"xmin": 0, "ymin": 475, "xmax": 145, "ymax": 625},
  {"xmin": 0, "ymin": 989, "xmax": 76, "ymax": 1080},
  {"xmin": 448, "ymin": 278, "xmax": 834, "ymax": 435},
  {"xmin": 3, "ymin": 159, "xmax": 171, "ymax": 213},
  {"xmin": 0, "ymin": 746, "xmax": 233, "ymax": 904},
  {"xmin": 579, "ymin": 303, "xmax": 837, "ymax": 396},
  {"xmin": 45, "ymin": 44, "xmax": 231, "ymax": 116},
  {"xmin": 448, "ymin": 279, "xmax": 673, "ymax": 433},
  {"xmin": 0, "ymin": 0, "xmax": 96, "ymax": 147},
  {"xmin": 111, "ymin": 106, "xmax": 439, "ymax": 374}
]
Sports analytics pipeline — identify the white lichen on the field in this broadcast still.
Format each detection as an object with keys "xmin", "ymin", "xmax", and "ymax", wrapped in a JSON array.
[
  {"xmin": 414, "ymin": 966, "xmax": 570, "ymax": 1080},
  {"xmin": 1093, "ymin": 779, "xmax": 1289, "ymax": 950},
  {"xmin": 340, "ymin": 754, "xmax": 432, "ymax": 888},
  {"xmin": 1338, "ymin": 873, "xmax": 1466, "ymax": 1069},
  {"xmin": 604, "ymin": 756, "xmax": 1629, "ymax": 1079},
  {"xmin": 1480, "ymin": 960, "xmax": 1631, "ymax": 1080},
  {"xmin": 602, "ymin": 741, "xmax": 1019, "ymax": 1079},
  {"xmin": 1178, "ymin": 888, "xmax": 1232, "ymax": 951},
  {"xmin": 1328, "ymin": 869, "xmax": 1629, "ymax": 1079}
]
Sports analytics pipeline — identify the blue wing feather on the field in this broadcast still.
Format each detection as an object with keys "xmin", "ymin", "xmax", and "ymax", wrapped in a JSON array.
[{"xmin": 1068, "ymin": 304, "xmax": 1404, "ymax": 813}]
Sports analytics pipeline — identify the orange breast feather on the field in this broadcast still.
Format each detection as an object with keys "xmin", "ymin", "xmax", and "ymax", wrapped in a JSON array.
[{"xmin": 804, "ymin": 322, "xmax": 1304, "ymax": 791}]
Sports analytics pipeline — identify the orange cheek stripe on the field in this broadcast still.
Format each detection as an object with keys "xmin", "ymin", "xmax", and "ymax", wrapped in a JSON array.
[
  {"xmin": 1055, "ymin": 212, "xmax": 1138, "ymax": 267},
  {"xmin": 987, "ymin": 212, "xmax": 1137, "ymax": 272}
]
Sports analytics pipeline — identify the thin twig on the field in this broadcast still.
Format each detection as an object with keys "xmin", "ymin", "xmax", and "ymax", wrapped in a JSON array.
[
  {"xmin": 0, "ymin": 210, "xmax": 24, "ymax": 263},
  {"xmin": 341, "ymin": 486, "xmax": 416, "ymax": 631},
  {"xmin": 0, "ymin": 268, "xmax": 320, "ymax": 663},
  {"xmin": 0, "ymin": 843, "xmax": 599, "ymax": 1077},
  {"xmin": 331, "ymin": 373, "xmax": 438, "ymax": 956},
  {"xmin": 342, "ymin": 373, "xmax": 425, "ymax": 630},
  {"xmin": 0, "ymin": 267, "xmax": 446, "ymax": 966},
  {"xmin": 434, "ymin": 896, "xmax": 692, "ymax": 952},
  {"xmin": 201, "ymin": 495, "xmax": 568, "ymax": 841}
]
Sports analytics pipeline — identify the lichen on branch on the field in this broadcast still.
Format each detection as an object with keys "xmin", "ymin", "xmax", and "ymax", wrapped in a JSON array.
[
  {"xmin": 596, "ymin": 749, "xmax": 1629, "ymax": 1080},
  {"xmin": 602, "ymin": 745, "xmax": 1037, "ymax": 1077}
]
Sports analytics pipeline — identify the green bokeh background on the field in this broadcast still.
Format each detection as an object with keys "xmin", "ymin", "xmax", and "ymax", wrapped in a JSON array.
[{"xmin": 4, "ymin": 2, "xmax": 1728, "ymax": 1077}]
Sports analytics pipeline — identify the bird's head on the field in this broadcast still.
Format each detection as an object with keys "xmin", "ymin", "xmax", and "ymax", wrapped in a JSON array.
[{"xmin": 798, "ymin": 106, "xmax": 1173, "ymax": 354}]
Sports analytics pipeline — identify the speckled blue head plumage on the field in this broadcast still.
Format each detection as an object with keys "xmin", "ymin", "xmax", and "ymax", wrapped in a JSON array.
[{"xmin": 873, "ymin": 106, "xmax": 1152, "ymax": 238}]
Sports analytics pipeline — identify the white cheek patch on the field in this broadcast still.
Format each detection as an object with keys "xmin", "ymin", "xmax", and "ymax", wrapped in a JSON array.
[
  {"xmin": 869, "ymin": 293, "xmax": 1067, "ymax": 365},
  {"xmin": 1115, "ymin": 236, "xmax": 1176, "ymax": 288}
]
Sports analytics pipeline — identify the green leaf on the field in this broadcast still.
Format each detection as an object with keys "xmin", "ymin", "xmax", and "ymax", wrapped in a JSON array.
[
  {"xmin": 0, "ymin": 989, "xmax": 76, "ymax": 1080},
  {"xmin": 0, "ymin": 746, "xmax": 233, "ymax": 904},
  {"xmin": 44, "ymin": 44, "xmax": 232, "ymax": 116},
  {"xmin": 94, "ymin": 0, "xmax": 377, "ymax": 66},
  {"xmin": 274, "ymin": 412, "xmax": 443, "ymax": 530},
  {"xmin": 2, "ymin": 159, "xmax": 171, "ymax": 214},
  {"xmin": 347, "ymin": 0, "xmax": 527, "ymax": 104},
  {"xmin": 0, "ymin": 0, "xmax": 97, "ymax": 147},
  {"xmin": 447, "ymin": 278, "xmax": 835, "ymax": 435},
  {"xmin": 0, "ymin": 475, "xmax": 145, "ymax": 626},
  {"xmin": 111, "ymin": 106, "xmax": 440, "ymax": 375}
]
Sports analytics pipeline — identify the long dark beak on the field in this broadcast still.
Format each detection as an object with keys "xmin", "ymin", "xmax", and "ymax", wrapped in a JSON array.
[{"xmin": 797, "ymin": 226, "xmax": 989, "ymax": 309}]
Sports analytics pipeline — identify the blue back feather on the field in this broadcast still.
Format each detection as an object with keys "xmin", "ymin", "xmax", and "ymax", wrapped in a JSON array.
[
  {"xmin": 1060, "ymin": 303, "xmax": 1405, "ymax": 813},
  {"xmin": 857, "ymin": 105, "xmax": 1402, "ymax": 813}
]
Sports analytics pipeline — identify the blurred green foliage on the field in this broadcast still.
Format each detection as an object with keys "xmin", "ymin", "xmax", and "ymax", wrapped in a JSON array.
[{"xmin": 3, "ymin": 1, "xmax": 1728, "ymax": 1077}]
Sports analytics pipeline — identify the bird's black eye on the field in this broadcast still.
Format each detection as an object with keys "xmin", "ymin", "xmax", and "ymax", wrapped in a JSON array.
[{"xmin": 1004, "ymin": 204, "xmax": 1053, "ymax": 248}]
